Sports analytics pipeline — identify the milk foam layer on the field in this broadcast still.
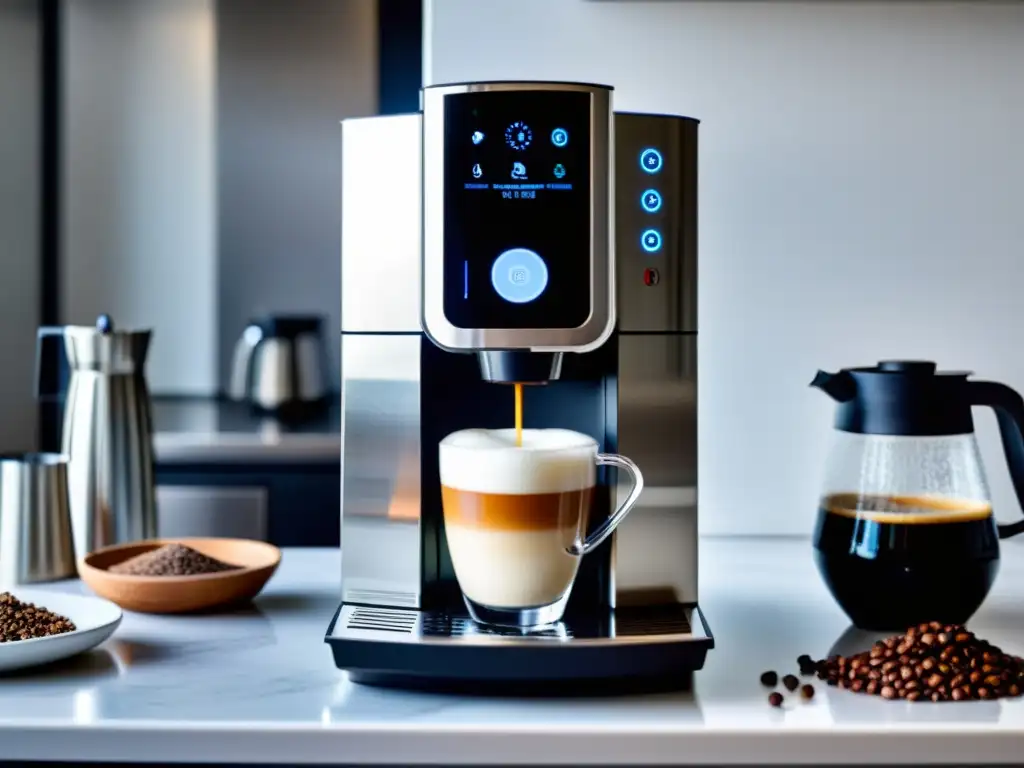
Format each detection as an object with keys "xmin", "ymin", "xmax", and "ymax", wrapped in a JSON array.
[
  {"xmin": 445, "ymin": 525, "xmax": 580, "ymax": 608},
  {"xmin": 439, "ymin": 428, "xmax": 596, "ymax": 495}
]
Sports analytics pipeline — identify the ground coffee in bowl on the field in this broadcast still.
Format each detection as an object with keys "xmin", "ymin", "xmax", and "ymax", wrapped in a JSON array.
[{"xmin": 109, "ymin": 543, "xmax": 240, "ymax": 576}]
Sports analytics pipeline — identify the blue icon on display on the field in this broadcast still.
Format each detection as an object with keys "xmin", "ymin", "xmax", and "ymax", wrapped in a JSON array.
[
  {"xmin": 641, "ymin": 229, "xmax": 662, "ymax": 253},
  {"xmin": 640, "ymin": 189, "xmax": 662, "ymax": 213},
  {"xmin": 505, "ymin": 122, "xmax": 533, "ymax": 151},
  {"xmin": 553, "ymin": 163, "xmax": 566, "ymax": 179},
  {"xmin": 551, "ymin": 128, "xmax": 568, "ymax": 147},
  {"xmin": 511, "ymin": 162, "xmax": 527, "ymax": 180},
  {"xmin": 471, "ymin": 131, "xmax": 485, "ymax": 145},
  {"xmin": 640, "ymin": 148, "xmax": 663, "ymax": 174},
  {"xmin": 491, "ymin": 248, "xmax": 549, "ymax": 304},
  {"xmin": 472, "ymin": 163, "xmax": 483, "ymax": 179}
]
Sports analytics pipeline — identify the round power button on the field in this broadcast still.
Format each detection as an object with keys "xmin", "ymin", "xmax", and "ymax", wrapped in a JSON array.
[
  {"xmin": 491, "ymin": 248, "xmax": 549, "ymax": 304},
  {"xmin": 641, "ymin": 189, "xmax": 662, "ymax": 213},
  {"xmin": 640, "ymin": 148, "xmax": 663, "ymax": 174},
  {"xmin": 640, "ymin": 229, "xmax": 663, "ymax": 253}
]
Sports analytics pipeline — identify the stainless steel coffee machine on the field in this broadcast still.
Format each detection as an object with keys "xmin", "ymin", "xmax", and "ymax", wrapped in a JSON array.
[{"xmin": 326, "ymin": 81, "xmax": 712, "ymax": 692}]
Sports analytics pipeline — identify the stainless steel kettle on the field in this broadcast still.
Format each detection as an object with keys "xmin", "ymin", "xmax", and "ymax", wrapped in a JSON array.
[
  {"xmin": 228, "ymin": 314, "xmax": 330, "ymax": 419},
  {"xmin": 35, "ymin": 314, "xmax": 157, "ymax": 562}
]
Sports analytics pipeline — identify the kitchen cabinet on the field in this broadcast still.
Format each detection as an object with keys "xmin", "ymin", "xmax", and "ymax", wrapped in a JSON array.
[
  {"xmin": 157, "ymin": 485, "xmax": 269, "ymax": 541},
  {"xmin": 155, "ymin": 462, "xmax": 340, "ymax": 547}
]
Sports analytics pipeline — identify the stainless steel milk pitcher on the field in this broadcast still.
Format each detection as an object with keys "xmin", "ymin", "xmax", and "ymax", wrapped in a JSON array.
[
  {"xmin": 35, "ymin": 314, "xmax": 157, "ymax": 562},
  {"xmin": 0, "ymin": 453, "xmax": 77, "ymax": 585}
]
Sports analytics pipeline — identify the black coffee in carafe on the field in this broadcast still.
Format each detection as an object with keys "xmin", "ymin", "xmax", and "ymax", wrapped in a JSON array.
[
  {"xmin": 810, "ymin": 361, "xmax": 1024, "ymax": 631},
  {"xmin": 813, "ymin": 493, "xmax": 1000, "ymax": 631}
]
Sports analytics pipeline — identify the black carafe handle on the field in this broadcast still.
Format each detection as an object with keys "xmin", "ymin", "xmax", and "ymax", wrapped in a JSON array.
[{"xmin": 969, "ymin": 381, "xmax": 1024, "ymax": 539}]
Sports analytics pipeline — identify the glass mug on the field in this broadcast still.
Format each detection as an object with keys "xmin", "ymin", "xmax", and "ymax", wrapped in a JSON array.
[{"xmin": 439, "ymin": 428, "xmax": 644, "ymax": 630}]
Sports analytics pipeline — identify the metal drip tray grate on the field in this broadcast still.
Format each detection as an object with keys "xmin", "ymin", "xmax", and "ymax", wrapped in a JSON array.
[
  {"xmin": 335, "ymin": 603, "xmax": 702, "ymax": 644},
  {"xmin": 615, "ymin": 610, "xmax": 691, "ymax": 636},
  {"xmin": 421, "ymin": 615, "xmax": 572, "ymax": 639},
  {"xmin": 348, "ymin": 607, "xmax": 418, "ymax": 633}
]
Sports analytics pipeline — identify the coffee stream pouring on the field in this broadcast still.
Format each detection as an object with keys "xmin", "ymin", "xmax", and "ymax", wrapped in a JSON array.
[{"xmin": 810, "ymin": 360, "xmax": 1024, "ymax": 631}]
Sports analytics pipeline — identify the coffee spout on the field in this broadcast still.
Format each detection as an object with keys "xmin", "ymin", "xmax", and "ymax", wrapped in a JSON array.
[
  {"xmin": 810, "ymin": 369, "xmax": 856, "ymax": 402},
  {"xmin": 477, "ymin": 351, "xmax": 562, "ymax": 384}
]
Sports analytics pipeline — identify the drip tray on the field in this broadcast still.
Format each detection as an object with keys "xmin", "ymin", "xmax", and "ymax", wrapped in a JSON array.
[
  {"xmin": 343, "ymin": 604, "xmax": 695, "ymax": 640},
  {"xmin": 325, "ymin": 602, "xmax": 714, "ymax": 694}
]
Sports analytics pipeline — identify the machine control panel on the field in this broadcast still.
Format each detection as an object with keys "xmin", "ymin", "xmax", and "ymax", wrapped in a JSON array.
[
  {"xmin": 442, "ymin": 89, "xmax": 591, "ymax": 329},
  {"xmin": 638, "ymin": 147, "xmax": 664, "ymax": 256},
  {"xmin": 613, "ymin": 113, "xmax": 697, "ymax": 333},
  {"xmin": 421, "ymin": 82, "xmax": 614, "ymax": 353}
]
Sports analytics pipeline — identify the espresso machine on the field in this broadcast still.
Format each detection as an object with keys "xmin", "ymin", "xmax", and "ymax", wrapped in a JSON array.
[{"xmin": 326, "ymin": 81, "xmax": 712, "ymax": 692}]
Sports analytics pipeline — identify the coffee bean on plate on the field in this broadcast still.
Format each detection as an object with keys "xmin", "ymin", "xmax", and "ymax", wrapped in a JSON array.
[
  {"xmin": 782, "ymin": 674, "xmax": 799, "ymax": 691},
  {"xmin": 768, "ymin": 692, "xmax": 784, "ymax": 707},
  {"xmin": 760, "ymin": 670, "xmax": 778, "ymax": 687},
  {"xmin": 0, "ymin": 592, "xmax": 76, "ymax": 642},
  {"xmin": 810, "ymin": 623, "xmax": 1024, "ymax": 702},
  {"xmin": 797, "ymin": 654, "xmax": 816, "ymax": 675},
  {"xmin": 800, "ymin": 684, "xmax": 815, "ymax": 700}
]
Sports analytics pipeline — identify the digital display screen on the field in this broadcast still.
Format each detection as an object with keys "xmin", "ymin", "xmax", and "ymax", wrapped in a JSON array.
[{"xmin": 442, "ymin": 90, "xmax": 592, "ymax": 330}]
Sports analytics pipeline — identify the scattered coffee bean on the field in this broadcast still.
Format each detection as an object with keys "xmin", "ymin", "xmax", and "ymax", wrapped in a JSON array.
[
  {"xmin": 110, "ymin": 544, "xmax": 241, "ymax": 576},
  {"xmin": 0, "ymin": 592, "xmax": 76, "ymax": 642},
  {"xmin": 800, "ymin": 684, "xmax": 815, "ymax": 700},
  {"xmin": 760, "ymin": 670, "xmax": 778, "ymax": 687},
  {"xmin": 782, "ymin": 674, "xmax": 799, "ymax": 691},
  {"xmin": 797, "ymin": 653, "xmax": 816, "ymax": 675},
  {"xmin": 768, "ymin": 692, "xmax": 784, "ymax": 707},
  {"xmin": 812, "ymin": 623, "xmax": 1024, "ymax": 702}
]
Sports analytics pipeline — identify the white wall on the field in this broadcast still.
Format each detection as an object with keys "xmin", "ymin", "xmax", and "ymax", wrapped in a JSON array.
[
  {"xmin": 0, "ymin": 1, "xmax": 40, "ymax": 451},
  {"xmin": 63, "ymin": 0, "xmax": 217, "ymax": 394},
  {"xmin": 424, "ymin": 0, "xmax": 1024, "ymax": 536}
]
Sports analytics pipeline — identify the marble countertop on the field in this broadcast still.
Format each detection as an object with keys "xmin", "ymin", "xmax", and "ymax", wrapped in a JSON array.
[
  {"xmin": 6, "ymin": 538, "xmax": 1024, "ymax": 765},
  {"xmin": 152, "ymin": 397, "xmax": 340, "ymax": 464}
]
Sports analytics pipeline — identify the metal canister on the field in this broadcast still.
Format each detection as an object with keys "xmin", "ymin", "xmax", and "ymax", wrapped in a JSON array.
[{"xmin": 0, "ymin": 453, "xmax": 77, "ymax": 585}]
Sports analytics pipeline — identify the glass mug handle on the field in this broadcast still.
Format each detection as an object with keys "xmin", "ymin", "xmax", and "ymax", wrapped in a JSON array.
[{"xmin": 567, "ymin": 453, "xmax": 644, "ymax": 557}]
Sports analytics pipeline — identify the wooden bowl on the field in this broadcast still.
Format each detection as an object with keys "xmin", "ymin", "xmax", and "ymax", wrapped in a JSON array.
[{"xmin": 79, "ymin": 538, "xmax": 281, "ymax": 614}]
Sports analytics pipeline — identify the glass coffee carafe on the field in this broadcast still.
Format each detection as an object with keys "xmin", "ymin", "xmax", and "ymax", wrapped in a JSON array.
[{"xmin": 810, "ymin": 360, "xmax": 1024, "ymax": 631}]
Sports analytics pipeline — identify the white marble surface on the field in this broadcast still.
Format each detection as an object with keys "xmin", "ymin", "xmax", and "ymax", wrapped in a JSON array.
[{"xmin": 4, "ymin": 539, "xmax": 1024, "ymax": 764}]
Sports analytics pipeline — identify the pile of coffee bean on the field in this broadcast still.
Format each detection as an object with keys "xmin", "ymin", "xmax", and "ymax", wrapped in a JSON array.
[
  {"xmin": 0, "ymin": 592, "xmax": 76, "ymax": 642},
  {"xmin": 760, "ymin": 665, "xmax": 816, "ymax": 707},
  {"xmin": 813, "ymin": 622, "xmax": 1024, "ymax": 702},
  {"xmin": 110, "ymin": 544, "xmax": 240, "ymax": 576}
]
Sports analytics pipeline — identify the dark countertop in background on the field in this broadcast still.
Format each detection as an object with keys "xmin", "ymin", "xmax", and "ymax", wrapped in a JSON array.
[{"xmin": 153, "ymin": 397, "xmax": 340, "ymax": 464}]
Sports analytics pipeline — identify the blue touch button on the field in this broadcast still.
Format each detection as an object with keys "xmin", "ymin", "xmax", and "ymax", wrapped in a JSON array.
[
  {"xmin": 640, "ymin": 148, "xmax": 663, "ymax": 174},
  {"xmin": 641, "ymin": 229, "xmax": 662, "ymax": 253},
  {"xmin": 551, "ymin": 128, "xmax": 569, "ymax": 147},
  {"xmin": 641, "ymin": 189, "xmax": 662, "ymax": 213},
  {"xmin": 491, "ymin": 248, "xmax": 549, "ymax": 304}
]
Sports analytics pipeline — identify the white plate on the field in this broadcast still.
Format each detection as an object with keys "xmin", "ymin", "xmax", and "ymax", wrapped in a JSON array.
[{"xmin": 0, "ymin": 589, "xmax": 122, "ymax": 673}]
